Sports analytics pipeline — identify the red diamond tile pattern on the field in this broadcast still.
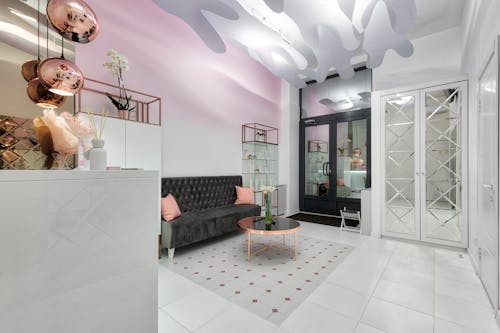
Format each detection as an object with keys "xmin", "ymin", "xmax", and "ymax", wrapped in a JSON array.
[{"xmin": 162, "ymin": 233, "xmax": 353, "ymax": 325}]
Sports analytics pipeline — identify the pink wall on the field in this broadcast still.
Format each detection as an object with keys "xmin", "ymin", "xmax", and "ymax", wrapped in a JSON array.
[{"xmin": 76, "ymin": 0, "xmax": 281, "ymax": 176}]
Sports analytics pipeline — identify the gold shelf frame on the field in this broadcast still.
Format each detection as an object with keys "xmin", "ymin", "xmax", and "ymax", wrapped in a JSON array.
[{"xmin": 76, "ymin": 77, "xmax": 162, "ymax": 126}]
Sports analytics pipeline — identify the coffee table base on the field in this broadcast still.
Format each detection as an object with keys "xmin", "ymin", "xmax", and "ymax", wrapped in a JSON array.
[{"xmin": 245, "ymin": 232, "xmax": 297, "ymax": 261}]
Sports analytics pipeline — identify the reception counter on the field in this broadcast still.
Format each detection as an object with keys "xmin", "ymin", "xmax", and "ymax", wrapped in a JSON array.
[{"xmin": 0, "ymin": 171, "xmax": 159, "ymax": 333}]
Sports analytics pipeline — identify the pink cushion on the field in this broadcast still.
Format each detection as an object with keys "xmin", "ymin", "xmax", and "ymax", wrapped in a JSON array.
[
  {"xmin": 235, "ymin": 186, "xmax": 254, "ymax": 205},
  {"xmin": 161, "ymin": 194, "xmax": 181, "ymax": 222}
]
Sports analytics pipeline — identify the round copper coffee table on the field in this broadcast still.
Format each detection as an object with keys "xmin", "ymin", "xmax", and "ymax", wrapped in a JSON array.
[{"xmin": 238, "ymin": 216, "xmax": 300, "ymax": 261}]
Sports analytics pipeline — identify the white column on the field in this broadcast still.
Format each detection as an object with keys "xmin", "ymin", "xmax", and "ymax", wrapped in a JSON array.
[{"xmin": 279, "ymin": 80, "xmax": 300, "ymax": 216}]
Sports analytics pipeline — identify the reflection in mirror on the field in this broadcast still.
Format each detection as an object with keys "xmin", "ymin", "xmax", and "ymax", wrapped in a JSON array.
[
  {"xmin": 336, "ymin": 119, "xmax": 368, "ymax": 199},
  {"xmin": 305, "ymin": 125, "xmax": 329, "ymax": 197},
  {"xmin": 384, "ymin": 94, "xmax": 416, "ymax": 235},
  {"xmin": 0, "ymin": 0, "xmax": 76, "ymax": 169},
  {"xmin": 424, "ymin": 88, "xmax": 462, "ymax": 242},
  {"xmin": 302, "ymin": 68, "xmax": 372, "ymax": 118}
]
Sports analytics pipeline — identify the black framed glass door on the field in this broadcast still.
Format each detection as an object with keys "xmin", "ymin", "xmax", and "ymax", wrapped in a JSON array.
[{"xmin": 300, "ymin": 109, "xmax": 371, "ymax": 215}]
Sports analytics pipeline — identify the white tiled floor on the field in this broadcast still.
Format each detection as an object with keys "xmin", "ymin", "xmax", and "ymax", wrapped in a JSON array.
[{"xmin": 158, "ymin": 222, "xmax": 499, "ymax": 333}]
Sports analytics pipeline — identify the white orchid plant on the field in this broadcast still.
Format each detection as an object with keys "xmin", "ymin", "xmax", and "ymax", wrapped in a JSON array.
[
  {"xmin": 260, "ymin": 185, "xmax": 275, "ymax": 223},
  {"xmin": 103, "ymin": 49, "xmax": 135, "ymax": 113},
  {"xmin": 260, "ymin": 185, "xmax": 276, "ymax": 194}
]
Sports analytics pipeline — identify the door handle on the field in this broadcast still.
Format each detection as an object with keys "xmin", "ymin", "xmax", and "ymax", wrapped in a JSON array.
[
  {"xmin": 322, "ymin": 162, "xmax": 327, "ymax": 176},
  {"xmin": 326, "ymin": 162, "xmax": 333, "ymax": 176},
  {"xmin": 482, "ymin": 184, "xmax": 495, "ymax": 190}
]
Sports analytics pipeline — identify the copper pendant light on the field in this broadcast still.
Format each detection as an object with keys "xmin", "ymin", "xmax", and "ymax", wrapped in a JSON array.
[
  {"xmin": 21, "ymin": 59, "xmax": 40, "ymax": 82},
  {"xmin": 21, "ymin": 0, "xmax": 42, "ymax": 82},
  {"xmin": 46, "ymin": 0, "xmax": 99, "ymax": 43},
  {"xmin": 27, "ymin": 78, "xmax": 66, "ymax": 109},
  {"xmin": 38, "ymin": 56, "xmax": 84, "ymax": 96}
]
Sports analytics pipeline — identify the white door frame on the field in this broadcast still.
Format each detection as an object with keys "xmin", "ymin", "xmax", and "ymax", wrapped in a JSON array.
[{"xmin": 372, "ymin": 77, "xmax": 469, "ymax": 248}]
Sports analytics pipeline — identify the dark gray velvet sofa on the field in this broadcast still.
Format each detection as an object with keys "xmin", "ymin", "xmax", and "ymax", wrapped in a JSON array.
[{"xmin": 160, "ymin": 176, "xmax": 261, "ymax": 259}]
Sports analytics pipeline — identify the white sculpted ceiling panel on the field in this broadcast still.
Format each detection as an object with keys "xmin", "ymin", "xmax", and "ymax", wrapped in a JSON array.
[{"xmin": 154, "ymin": 0, "xmax": 416, "ymax": 87}]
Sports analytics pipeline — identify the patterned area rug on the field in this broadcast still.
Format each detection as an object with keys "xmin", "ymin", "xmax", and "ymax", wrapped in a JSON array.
[{"xmin": 161, "ymin": 232, "xmax": 353, "ymax": 324}]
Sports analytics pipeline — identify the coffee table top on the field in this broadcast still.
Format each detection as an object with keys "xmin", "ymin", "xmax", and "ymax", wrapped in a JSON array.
[{"xmin": 238, "ymin": 216, "xmax": 300, "ymax": 235}]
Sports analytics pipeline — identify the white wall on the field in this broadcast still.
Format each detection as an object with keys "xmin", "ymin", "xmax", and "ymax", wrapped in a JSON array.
[
  {"xmin": 76, "ymin": 0, "xmax": 281, "ymax": 179},
  {"xmin": 279, "ymin": 81, "xmax": 300, "ymax": 216},
  {"xmin": 461, "ymin": 0, "xmax": 500, "ymax": 269},
  {"xmin": 373, "ymin": 27, "xmax": 463, "ymax": 91}
]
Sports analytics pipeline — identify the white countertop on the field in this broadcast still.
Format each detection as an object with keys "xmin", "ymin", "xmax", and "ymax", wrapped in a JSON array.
[{"xmin": 0, "ymin": 170, "xmax": 159, "ymax": 181}]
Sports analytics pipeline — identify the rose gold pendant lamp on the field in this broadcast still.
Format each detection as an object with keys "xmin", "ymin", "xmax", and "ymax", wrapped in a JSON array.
[
  {"xmin": 38, "ymin": 0, "xmax": 99, "ymax": 96},
  {"xmin": 37, "ymin": 42, "xmax": 85, "ymax": 97},
  {"xmin": 46, "ymin": 0, "xmax": 99, "ymax": 43},
  {"xmin": 27, "ymin": 78, "xmax": 67, "ymax": 109},
  {"xmin": 25, "ymin": 0, "xmax": 67, "ymax": 108}
]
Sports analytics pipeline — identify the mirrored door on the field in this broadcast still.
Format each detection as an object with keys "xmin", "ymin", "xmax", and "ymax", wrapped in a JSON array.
[
  {"xmin": 383, "ymin": 92, "xmax": 419, "ymax": 240},
  {"xmin": 421, "ymin": 83, "xmax": 467, "ymax": 245},
  {"xmin": 382, "ymin": 82, "xmax": 467, "ymax": 247}
]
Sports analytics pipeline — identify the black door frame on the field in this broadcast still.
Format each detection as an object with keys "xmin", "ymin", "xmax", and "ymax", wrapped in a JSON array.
[{"xmin": 299, "ymin": 108, "xmax": 371, "ymax": 215}]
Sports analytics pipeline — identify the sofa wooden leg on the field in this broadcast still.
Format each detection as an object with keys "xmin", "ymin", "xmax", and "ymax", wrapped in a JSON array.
[
  {"xmin": 158, "ymin": 236, "xmax": 162, "ymax": 259},
  {"xmin": 168, "ymin": 248, "xmax": 175, "ymax": 260}
]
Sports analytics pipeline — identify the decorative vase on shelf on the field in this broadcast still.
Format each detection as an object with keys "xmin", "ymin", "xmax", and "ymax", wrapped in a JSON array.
[{"xmin": 89, "ymin": 138, "xmax": 107, "ymax": 170}]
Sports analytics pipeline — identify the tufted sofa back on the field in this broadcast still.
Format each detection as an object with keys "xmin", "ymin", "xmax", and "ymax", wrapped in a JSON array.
[{"xmin": 161, "ymin": 176, "xmax": 242, "ymax": 213}]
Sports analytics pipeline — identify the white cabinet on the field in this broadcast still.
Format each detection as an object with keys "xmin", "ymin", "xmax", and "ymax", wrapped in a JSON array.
[
  {"xmin": 80, "ymin": 114, "xmax": 161, "ymax": 171},
  {"xmin": 125, "ymin": 121, "xmax": 162, "ymax": 170},
  {"xmin": 378, "ymin": 80, "xmax": 468, "ymax": 248},
  {"xmin": 100, "ymin": 117, "xmax": 126, "ymax": 168},
  {"xmin": 0, "ymin": 171, "xmax": 159, "ymax": 333}
]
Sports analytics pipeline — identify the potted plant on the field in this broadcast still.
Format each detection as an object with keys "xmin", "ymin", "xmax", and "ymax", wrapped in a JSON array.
[
  {"xmin": 260, "ymin": 185, "xmax": 276, "ymax": 224},
  {"xmin": 103, "ymin": 49, "xmax": 136, "ymax": 120}
]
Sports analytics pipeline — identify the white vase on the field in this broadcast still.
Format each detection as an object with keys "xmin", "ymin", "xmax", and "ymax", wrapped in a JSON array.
[{"xmin": 89, "ymin": 139, "xmax": 107, "ymax": 170}]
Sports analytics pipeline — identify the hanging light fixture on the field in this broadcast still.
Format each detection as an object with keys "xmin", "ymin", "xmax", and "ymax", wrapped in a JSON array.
[
  {"xmin": 37, "ymin": 37, "xmax": 84, "ymax": 96},
  {"xmin": 46, "ymin": 0, "xmax": 99, "ymax": 43},
  {"xmin": 21, "ymin": 0, "xmax": 42, "ymax": 82},
  {"xmin": 38, "ymin": 0, "xmax": 94, "ymax": 96},
  {"xmin": 26, "ymin": 2, "xmax": 67, "ymax": 108},
  {"xmin": 27, "ymin": 78, "xmax": 67, "ymax": 109}
]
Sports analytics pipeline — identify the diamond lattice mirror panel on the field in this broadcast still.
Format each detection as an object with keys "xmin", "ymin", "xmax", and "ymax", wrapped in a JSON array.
[
  {"xmin": 0, "ymin": 0, "xmax": 76, "ymax": 169},
  {"xmin": 0, "ymin": 115, "xmax": 75, "ymax": 169},
  {"xmin": 382, "ymin": 82, "xmax": 467, "ymax": 247},
  {"xmin": 384, "ymin": 93, "xmax": 417, "ymax": 237},
  {"xmin": 423, "ymin": 88, "xmax": 463, "ymax": 242}
]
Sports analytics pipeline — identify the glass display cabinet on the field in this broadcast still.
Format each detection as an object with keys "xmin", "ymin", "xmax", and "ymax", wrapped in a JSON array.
[
  {"xmin": 242, "ymin": 123, "xmax": 284, "ymax": 215},
  {"xmin": 242, "ymin": 123, "xmax": 279, "ymax": 189}
]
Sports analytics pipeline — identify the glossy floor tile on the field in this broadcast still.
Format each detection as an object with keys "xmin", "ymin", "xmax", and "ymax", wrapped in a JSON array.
[{"xmin": 158, "ymin": 221, "xmax": 500, "ymax": 333}]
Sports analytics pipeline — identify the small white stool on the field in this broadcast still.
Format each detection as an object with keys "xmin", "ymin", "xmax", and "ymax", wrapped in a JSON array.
[{"xmin": 340, "ymin": 209, "xmax": 362, "ymax": 234}]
